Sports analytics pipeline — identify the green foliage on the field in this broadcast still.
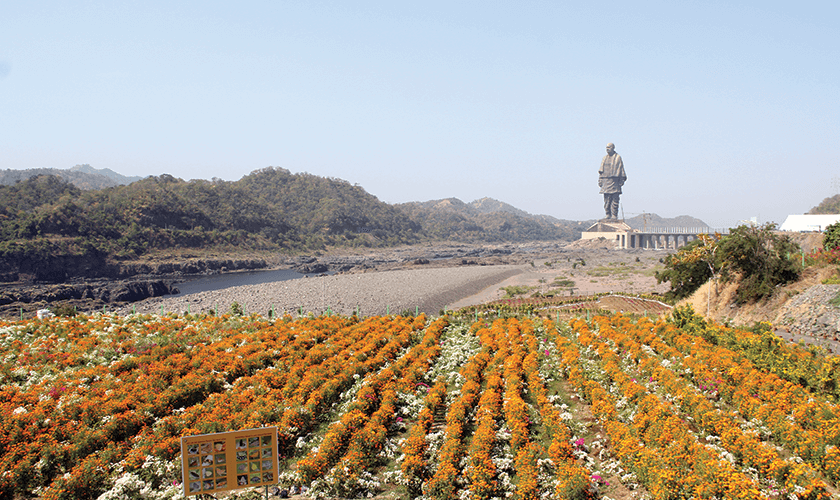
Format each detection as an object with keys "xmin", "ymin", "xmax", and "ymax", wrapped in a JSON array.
[
  {"xmin": 51, "ymin": 303, "xmax": 78, "ymax": 317},
  {"xmin": 719, "ymin": 223, "xmax": 801, "ymax": 303},
  {"xmin": 655, "ymin": 239, "xmax": 715, "ymax": 301},
  {"xmin": 229, "ymin": 302, "xmax": 244, "ymax": 316},
  {"xmin": 657, "ymin": 224, "xmax": 802, "ymax": 304},
  {"xmin": 824, "ymin": 222, "xmax": 840, "ymax": 251},
  {"xmin": 667, "ymin": 304, "xmax": 707, "ymax": 331},
  {"xmin": 500, "ymin": 285, "xmax": 533, "ymax": 299}
]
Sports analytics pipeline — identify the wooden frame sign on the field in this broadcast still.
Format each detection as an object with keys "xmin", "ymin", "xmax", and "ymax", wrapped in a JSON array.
[{"xmin": 181, "ymin": 426, "xmax": 279, "ymax": 496}]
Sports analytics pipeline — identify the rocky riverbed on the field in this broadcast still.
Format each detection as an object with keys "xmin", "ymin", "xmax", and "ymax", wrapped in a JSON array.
[{"xmin": 115, "ymin": 266, "xmax": 526, "ymax": 317}]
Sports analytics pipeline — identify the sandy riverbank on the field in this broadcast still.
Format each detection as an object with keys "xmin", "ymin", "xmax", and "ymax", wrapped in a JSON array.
[{"xmin": 116, "ymin": 265, "xmax": 525, "ymax": 317}]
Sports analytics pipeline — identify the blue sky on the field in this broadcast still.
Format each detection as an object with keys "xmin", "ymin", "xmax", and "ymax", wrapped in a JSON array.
[{"xmin": 2, "ymin": 1, "xmax": 838, "ymax": 229}]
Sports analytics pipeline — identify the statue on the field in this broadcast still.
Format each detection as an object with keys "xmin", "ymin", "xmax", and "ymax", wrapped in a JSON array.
[{"xmin": 598, "ymin": 143, "xmax": 626, "ymax": 220}]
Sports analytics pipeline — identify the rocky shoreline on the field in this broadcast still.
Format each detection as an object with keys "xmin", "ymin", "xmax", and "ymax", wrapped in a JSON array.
[{"xmin": 1, "ymin": 241, "xmax": 595, "ymax": 318}]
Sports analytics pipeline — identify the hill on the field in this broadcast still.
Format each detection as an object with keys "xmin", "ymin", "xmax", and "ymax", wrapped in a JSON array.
[
  {"xmin": 0, "ymin": 164, "xmax": 143, "ymax": 190},
  {"xmin": 0, "ymin": 168, "xmax": 421, "ymax": 282},
  {"xmin": 809, "ymin": 194, "xmax": 840, "ymax": 214},
  {"xmin": 398, "ymin": 197, "xmax": 583, "ymax": 242}
]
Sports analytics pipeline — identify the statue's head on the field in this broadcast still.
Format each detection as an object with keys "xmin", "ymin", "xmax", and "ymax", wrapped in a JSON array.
[{"xmin": 606, "ymin": 143, "xmax": 615, "ymax": 154}]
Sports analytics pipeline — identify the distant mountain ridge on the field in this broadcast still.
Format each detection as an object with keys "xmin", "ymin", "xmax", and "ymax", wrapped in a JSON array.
[
  {"xmin": 398, "ymin": 197, "xmax": 583, "ymax": 242},
  {"xmin": 69, "ymin": 164, "xmax": 144, "ymax": 185},
  {"xmin": 0, "ymin": 164, "xmax": 143, "ymax": 190},
  {"xmin": 624, "ymin": 213, "xmax": 710, "ymax": 231}
]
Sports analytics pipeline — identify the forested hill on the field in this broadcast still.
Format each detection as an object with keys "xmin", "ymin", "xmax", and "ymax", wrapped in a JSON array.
[
  {"xmin": 0, "ymin": 164, "xmax": 143, "ymax": 190},
  {"xmin": 0, "ymin": 167, "xmax": 589, "ymax": 282},
  {"xmin": 809, "ymin": 194, "xmax": 840, "ymax": 214},
  {"xmin": 397, "ymin": 198, "xmax": 583, "ymax": 242},
  {"xmin": 0, "ymin": 168, "xmax": 421, "ymax": 281}
]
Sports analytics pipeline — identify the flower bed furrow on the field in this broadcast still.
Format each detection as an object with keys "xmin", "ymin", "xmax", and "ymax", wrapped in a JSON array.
[
  {"xmin": 561, "ymin": 317, "xmax": 769, "ymax": 499},
  {"xmin": 0, "ymin": 313, "xmax": 429, "ymax": 499},
  {"xmin": 295, "ymin": 317, "xmax": 448, "ymax": 498},
  {"xmin": 646, "ymin": 315, "xmax": 840, "ymax": 484},
  {"xmin": 594, "ymin": 314, "xmax": 831, "ymax": 498}
]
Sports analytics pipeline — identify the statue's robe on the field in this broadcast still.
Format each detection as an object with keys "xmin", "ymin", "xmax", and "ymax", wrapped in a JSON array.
[{"xmin": 599, "ymin": 153, "xmax": 626, "ymax": 194}]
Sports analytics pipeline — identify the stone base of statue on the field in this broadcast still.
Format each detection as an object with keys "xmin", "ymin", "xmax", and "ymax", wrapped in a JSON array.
[
  {"xmin": 580, "ymin": 220, "xmax": 634, "ymax": 249},
  {"xmin": 588, "ymin": 220, "xmax": 632, "ymax": 232}
]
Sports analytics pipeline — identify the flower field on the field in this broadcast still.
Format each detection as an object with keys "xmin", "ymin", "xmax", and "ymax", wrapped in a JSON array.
[{"xmin": 2, "ymin": 308, "xmax": 840, "ymax": 499}]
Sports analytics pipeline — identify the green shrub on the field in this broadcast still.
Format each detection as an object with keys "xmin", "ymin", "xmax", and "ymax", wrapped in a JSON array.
[
  {"xmin": 720, "ymin": 223, "xmax": 801, "ymax": 303},
  {"xmin": 824, "ymin": 222, "xmax": 840, "ymax": 251}
]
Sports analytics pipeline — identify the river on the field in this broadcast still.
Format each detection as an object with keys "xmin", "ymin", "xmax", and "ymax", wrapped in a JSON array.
[{"xmin": 173, "ymin": 268, "xmax": 325, "ymax": 296}]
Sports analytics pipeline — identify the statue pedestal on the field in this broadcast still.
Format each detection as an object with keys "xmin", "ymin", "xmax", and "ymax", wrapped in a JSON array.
[{"xmin": 580, "ymin": 220, "xmax": 634, "ymax": 249}]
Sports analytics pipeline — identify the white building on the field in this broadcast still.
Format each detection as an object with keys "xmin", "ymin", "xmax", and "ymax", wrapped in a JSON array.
[{"xmin": 779, "ymin": 214, "xmax": 840, "ymax": 232}]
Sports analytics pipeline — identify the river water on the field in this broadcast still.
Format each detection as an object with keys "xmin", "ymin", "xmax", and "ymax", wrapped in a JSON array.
[{"xmin": 174, "ymin": 268, "xmax": 317, "ymax": 296}]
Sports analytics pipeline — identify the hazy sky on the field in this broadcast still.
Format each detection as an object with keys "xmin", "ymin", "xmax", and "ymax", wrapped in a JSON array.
[{"xmin": 2, "ymin": 1, "xmax": 838, "ymax": 229}]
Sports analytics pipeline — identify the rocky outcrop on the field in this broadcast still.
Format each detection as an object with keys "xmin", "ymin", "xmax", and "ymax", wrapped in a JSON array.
[
  {"xmin": 0, "ymin": 279, "xmax": 181, "ymax": 319},
  {"xmin": 2, "ymin": 256, "xmax": 270, "ymax": 284},
  {"xmin": 113, "ymin": 258, "xmax": 269, "ymax": 279},
  {"xmin": 776, "ymin": 285, "xmax": 840, "ymax": 341},
  {"xmin": 0, "ymin": 280, "xmax": 178, "ymax": 307}
]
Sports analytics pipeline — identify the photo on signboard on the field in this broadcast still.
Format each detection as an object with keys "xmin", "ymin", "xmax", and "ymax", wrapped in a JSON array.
[
  {"xmin": 262, "ymin": 460, "xmax": 272, "ymax": 471},
  {"xmin": 249, "ymin": 448, "xmax": 260, "ymax": 460},
  {"xmin": 261, "ymin": 435, "xmax": 272, "ymax": 446},
  {"xmin": 216, "ymin": 466, "xmax": 227, "ymax": 477},
  {"xmin": 214, "ymin": 441, "xmax": 225, "ymax": 452},
  {"xmin": 249, "ymin": 461, "xmax": 260, "ymax": 472},
  {"xmin": 236, "ymin": 463, "xmax": 247, "ymax": 474},
  {"xmin": 188, "ymin": 456, "xmax": 199, "ymax": 468},
  {"xmin": 216, "ymin": 478, "xmax": 227, "ymax": 489},
  {"xmin": 203, "ymin": 467, "xmax": 213, "ymax": 479},
  {"xmin": 262, "ymin": 448, "xmax": 272, "ymax": 458},
  {"xmin": 236, "ymin": 438, "xmax": 247, "ymax": 449},
  {"xmin": 203, "ymin": 479, "xmax": 214, "ymax": 491},
  {"xmin": 189, "ymin": 481, "xmax": 201, "ymax": 493},
  {"xmin": 237, "ymin": 474, "xmax": 248, "ymax": 486},
  {"xmin": 187, "ymin": 444, "xmax": 199, "ymax": 455},
  {"xmin": 250, "ymin": 473, "xmax": 261, "ymax": 484},
  {"xmin": 215, "ymin": 453, "xmax": 226, "ymax": 464},
  {"xmin": 188, "ymin": 470, "xmax": 200, "ymax": 481},
  {"xmin": 236, "ymin": 451, "xmax": 247, "ymax": 461},
  {"xmin": 199, "ymin": 443, "xmax": 212, "ymax": 454},
  {"xmin": 201, "ymin": 455, "xmax": 213, "ymax": 466},
  {"xmin": 249, "ymin": 437, "xmax": 260, "ymax": 448},
  {"xmin": 263, "ymin": 472, "xmax": 274, "ymax": 482}
]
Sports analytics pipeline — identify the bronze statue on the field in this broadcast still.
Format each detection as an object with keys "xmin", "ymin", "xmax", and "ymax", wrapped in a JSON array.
[{"xmin": 598, "ymin": 143, "xmax": 626, "ymax": 220}]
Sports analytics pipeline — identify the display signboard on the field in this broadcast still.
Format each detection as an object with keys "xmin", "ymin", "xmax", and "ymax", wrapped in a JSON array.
[{"xmin": 181, "ymin": 426, "xmax": 279, "ymax": 497}]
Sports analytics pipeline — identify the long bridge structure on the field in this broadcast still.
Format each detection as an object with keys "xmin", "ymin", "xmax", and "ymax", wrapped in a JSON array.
[{"xmin": 580, "ymin": 220, "xmax": 730, "ymax": 250}]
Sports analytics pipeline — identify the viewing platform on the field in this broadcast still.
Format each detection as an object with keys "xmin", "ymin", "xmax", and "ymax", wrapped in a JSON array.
[{"xmin": 580, "ymin": 220, "xmax": 729, "ymax": 249}]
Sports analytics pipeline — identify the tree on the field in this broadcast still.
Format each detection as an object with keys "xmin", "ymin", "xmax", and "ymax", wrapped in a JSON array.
[
  {"xmin": 719, "ymin": 223, "xmax": 801, "ymax": 304},
  {"xmin": 670, "ymin": 233, "xmax": 725, "ymax": 314},
  {"xmin": 657, "ymin": 224, "xmax": 802, "ymax": 306},
  {"xmin": 824, "ymin": 222, "xmax": 840, "ymax": 251},
  {"xmin": 655, "ymin": 237, "xmax": 717, "ymax": 301}
]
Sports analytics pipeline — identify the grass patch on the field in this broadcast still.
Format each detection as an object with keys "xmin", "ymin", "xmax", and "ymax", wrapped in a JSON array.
[
  {"xmin": 500, "ymin": 285, "xmax": 534, "ymax": 299},
  {"xmin": 551, "ymin": 278, "xmax": 576, "ymax": 288}
]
